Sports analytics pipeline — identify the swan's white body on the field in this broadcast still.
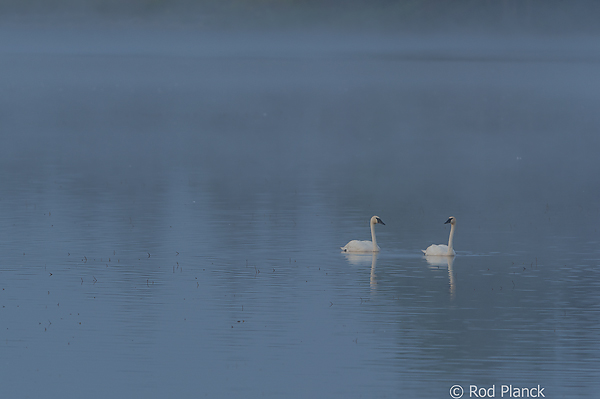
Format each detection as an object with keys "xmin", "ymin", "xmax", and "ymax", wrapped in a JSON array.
[
  {"xmin": 423, "ymin": 216, "xmax": 456, "ymax": 256},
  {"xmin": 423, "ymin": 244, "xmax": 454, "ymax": 256},
  {"xmin": 341, "ymin": 216, "xmax": 385, "ymax": 253}
]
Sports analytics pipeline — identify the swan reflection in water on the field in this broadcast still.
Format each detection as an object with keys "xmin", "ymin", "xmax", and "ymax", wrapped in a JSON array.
[
  {"xmin": 343, "ymin": 252, "xmax": 379, "ymax": 289},
  {"xmin": 424, "ymin": 255, "xmax": 456, "ymax": 298}
]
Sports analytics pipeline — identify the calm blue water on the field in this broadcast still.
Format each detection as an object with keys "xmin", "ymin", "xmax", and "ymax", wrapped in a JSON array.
[{"xmin": 1, "ymin": 26, "xmax": 599, "ymax": 398}]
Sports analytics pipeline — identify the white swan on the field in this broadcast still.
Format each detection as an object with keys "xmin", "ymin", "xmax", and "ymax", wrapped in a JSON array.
[
  {"xmin": 422, "ymin": 216, "xmax": 456, "ymax": 256},
  {"xmin": 341, "ymin": 216, "xmax": 385, "ymax": 252}
]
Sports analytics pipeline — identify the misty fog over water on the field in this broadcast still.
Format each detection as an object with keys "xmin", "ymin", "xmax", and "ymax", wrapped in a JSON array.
[{"xmin": 1, "ymin": 2, "xmax": 599, "ymax": 398}]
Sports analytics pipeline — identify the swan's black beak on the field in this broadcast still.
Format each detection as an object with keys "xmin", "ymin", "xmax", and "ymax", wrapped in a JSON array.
[
  {"xmin": 376, "ymin": 217, "xmax": 385, "ymax": 225},
  {"xmin": 444, "ymin": 218, "xmax": 452, "ymax": 224}
]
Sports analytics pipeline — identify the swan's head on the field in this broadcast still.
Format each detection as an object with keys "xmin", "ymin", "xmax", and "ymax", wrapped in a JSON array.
[
  {"xmin": 371, "ymin": 216, "xmax": 385, "ymax": 225},
  {"xmin": 444, "ymin": 216, "xmax": 456, "ymax": 225}
]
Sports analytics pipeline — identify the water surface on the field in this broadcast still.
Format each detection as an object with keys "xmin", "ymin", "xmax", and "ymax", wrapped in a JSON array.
[{"xmin": 1, "ymin": 26, "xmax": 599, "ymax": 398}]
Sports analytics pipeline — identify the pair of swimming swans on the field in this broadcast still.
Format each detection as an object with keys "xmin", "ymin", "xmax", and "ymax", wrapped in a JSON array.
[{"xmin": 340, "ymin": 215, "xmax": 457, "ymax": 256}]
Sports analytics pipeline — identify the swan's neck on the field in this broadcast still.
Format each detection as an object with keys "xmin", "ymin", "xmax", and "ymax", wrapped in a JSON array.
[
  {"xmin": 447, "ymin": 223, "xmax": 455, "ymax": 254},
  {"xmin": 370, "ymin": 221, "xmax": 378, "ymax": 251}
]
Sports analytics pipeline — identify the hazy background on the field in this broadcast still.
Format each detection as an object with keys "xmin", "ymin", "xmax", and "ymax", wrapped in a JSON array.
[{"xmin": 2, "ymin": 0, "xmax": 600, "ymax": 32}]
